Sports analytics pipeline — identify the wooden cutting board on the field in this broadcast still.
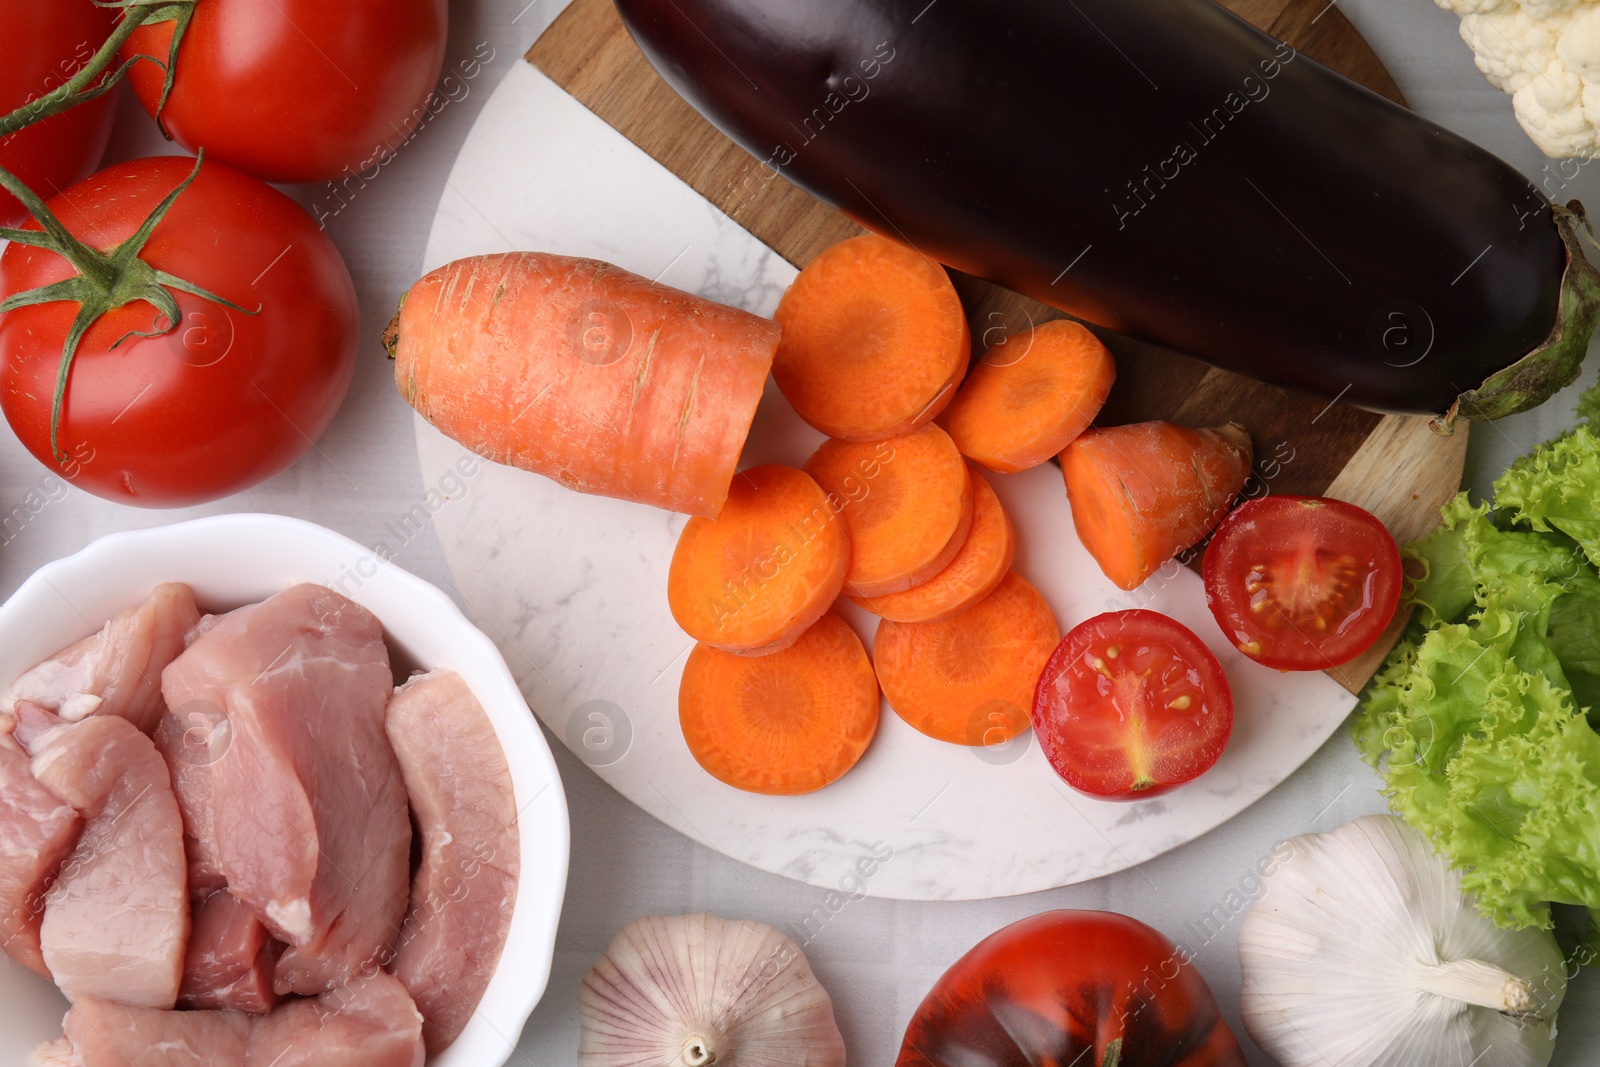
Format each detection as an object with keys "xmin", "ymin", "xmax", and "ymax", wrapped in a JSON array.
[{"xmin": 528, "ymin": 0, "xmax": 1468, "ymax": 693}]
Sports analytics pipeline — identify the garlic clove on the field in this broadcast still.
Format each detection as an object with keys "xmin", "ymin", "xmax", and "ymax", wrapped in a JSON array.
[
  {"xmin": 1238, "ymin": 814, "xmax": 1566, "ymax": 1067},
  {"xmin": 578, "ymin": 913, "xmax": 847, "ymax": 1067}
]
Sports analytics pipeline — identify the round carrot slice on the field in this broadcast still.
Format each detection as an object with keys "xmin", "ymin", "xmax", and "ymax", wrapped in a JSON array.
[
  {"xmin": 667, "ymin": 464, "xmax": 849, "ymax": 654},
  {"xmin": 804, "ymin": 425, "xmax": 974, "ymax": 598},
  {"xmin": 851, "ymin": 466, "xmax": 1015, "ymax": 623},
  {"xmin": 874, "ymin": 571, "xmax": 1061, "ymax": 746},
  {"xmin": 773, "ymin": 233, "xmax": 971, "ymax": 441},
  {"xmin": 940, "ymin": 319, "xmax": 1116, "ymax": 473},
  {"xmin": 679, "ymin": 613, "xmax": 880, "ymax": 795}
]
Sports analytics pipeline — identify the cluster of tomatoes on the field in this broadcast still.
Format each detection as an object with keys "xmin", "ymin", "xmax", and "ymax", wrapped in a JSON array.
[
  {"xmin": 1036, "ymin": 495, "xmax": 1402, "ymax": 801},
  {"xmin": 0, "ymin": 0, "xmax": 447, "ymax": 506}
]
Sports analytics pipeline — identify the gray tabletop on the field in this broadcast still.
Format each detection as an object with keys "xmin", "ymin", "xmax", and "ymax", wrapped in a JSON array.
[{"xmin": 2, "ymin": 0, "xmax": 1595, "ymax": 1062}]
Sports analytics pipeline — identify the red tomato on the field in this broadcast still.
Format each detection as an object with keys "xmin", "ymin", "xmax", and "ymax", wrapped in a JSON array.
[
  {"xmin": 1203, "ymin": 495, "xmax": 1402, "ymax": 670},
  {"xmin": 1033, "ymin": 609, "xmax": 1233, "ymax": 800},
  {"xmin": 0, "ymin": 0, "xmax": 117, "ymax": 225},
  {"xmin": 0, "ymin": 156, "xmax": 358, "ymax": 506},
  {"xmin": 121, "ymin": 0, "xmax": 448, "ymax": 184},
  {"xmin": 897, "ymin": 910, "xmax": 1247, "ymax": 1067}
]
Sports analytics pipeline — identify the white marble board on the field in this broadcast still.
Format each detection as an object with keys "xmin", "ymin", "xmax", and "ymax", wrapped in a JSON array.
[{"xmin": 413, "ymin": 59, "xmax": 1358, "ymax": 900}]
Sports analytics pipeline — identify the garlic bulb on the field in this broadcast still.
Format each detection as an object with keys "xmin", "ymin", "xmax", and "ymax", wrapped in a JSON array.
[
  {"xmin": 578, "ymin": 913, "xmax": 847, "ymax": 1067},
  {"xmin": 1238, "ymin": 814, "xmax": 1566, "ymax": 1067}
]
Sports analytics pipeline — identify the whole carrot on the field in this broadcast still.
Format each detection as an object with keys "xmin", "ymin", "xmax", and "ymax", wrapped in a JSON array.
[{"xmin": 387, "ymin": 252, "xmax": 781, "ymax": 518}]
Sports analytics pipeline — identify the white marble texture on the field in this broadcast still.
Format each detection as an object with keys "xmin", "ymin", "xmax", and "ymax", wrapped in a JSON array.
[{"xmin": 414, "ymin": 60, "xmax": 1358, "ymax": 900}]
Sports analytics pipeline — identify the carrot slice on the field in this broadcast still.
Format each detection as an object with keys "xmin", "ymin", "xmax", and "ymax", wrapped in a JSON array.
[
  {"xmin": 940, "ymin": 319, "xmax": 1116, "ymax": 473},
  {"xmin": 679, "ymin": 613, "xmax": 880, "ymax": 795},
  {"xmin": 1061, "ymin": 421, "xmax": 1253, "ymax": 591},
  {"xmin": 773, "ymin": 234, "xmax": 971, "ymax": 441},
  {"xmin": 390, "ymin": 252, "xmax": 780, "ymax": 518},
  {"xmin": 873, "ymin": 571, "xmax": 1060, "ymax": 746},
  {"xmin": 668, "ymin": 464, "xmax": 849, "ymax": 654},
  {"xmin": 851, "ymin": 466, "xmax": 1015, "ymax": 623},
  {"xmin": 804, "ymin": 425, "xmax": 974, "ymax": 598}
]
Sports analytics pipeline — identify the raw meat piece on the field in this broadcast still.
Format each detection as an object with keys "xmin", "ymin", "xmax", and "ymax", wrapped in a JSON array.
[
  {"xmin": 185, "ymin": 612, "xmax": 227, "ymax": 645},
  {"xmin": 161, "ymin": 584, "xmax": 410, "ymax": 995},
  {"xmin": 153, "ymin": 603, "xmax": 258, "ymax": 892},
  {"xmin": 33, "ymin": 999, "xmax": 249, "ymax": 1066},
  {"xmin": 33, "ymin": 970, "xmax": 423, "ymax": 1067},
  {"xmin": 179, "ymin": 888, "xmax": 281, "ymax": 1013},
  {"xmin": 386, "ymin": 669, "xmax": 521, "ymax": 1053},
  {"xmin": 31, "ymin": 716, "xmax": 187, "ymax": 1008},
  {"xmin": 0, "ymin": 728, "xmax": 79, "ymax": 977},
  {"xmin": 255, "ymin": 970, "xmax": 425, "ymax": 1067},
  {"xmin": 3, "ymin": 583, "xmax": 201, "ymax": 735},
  {"xmin": 154, "ymin": 604, "xmax": 262, "ymax": 890},
  {"xmin": 12, "ymin": 701, "xmax": 62, "ymax": 752},
  {"xmin": 152, "ymin": 705, "xmax": 228, "ymax": 891}
]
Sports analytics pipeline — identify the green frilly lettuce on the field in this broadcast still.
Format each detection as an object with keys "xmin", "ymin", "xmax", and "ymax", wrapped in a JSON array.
[{"xmin": 1353, "ymin": 413, "xmax": 1600, "ymax": 933}]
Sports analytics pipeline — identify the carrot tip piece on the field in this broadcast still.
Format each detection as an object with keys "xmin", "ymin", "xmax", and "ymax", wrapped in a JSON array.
[{"xmin": 382, "ymin": 311, "xmax": 400, "ymax": 360}]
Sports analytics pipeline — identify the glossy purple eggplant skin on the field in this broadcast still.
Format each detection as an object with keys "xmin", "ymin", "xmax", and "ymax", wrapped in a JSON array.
[{"xmin": 613, "ymin": 0, "xmax": 1586, "ymax": 418}]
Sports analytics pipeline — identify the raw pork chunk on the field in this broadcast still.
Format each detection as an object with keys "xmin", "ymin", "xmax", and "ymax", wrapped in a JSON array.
[
  {"xmin": 0, "ymin": 729, "xmax": 80, "ymax": 977},
  {"xmin": 154, "ymin": 603, "xmax": 263, "ymax": 892},
  {"xmin": 33, "ymin": 970, "xmax": 424, "ymax": 1067},
  {"xmin": 34, "ymin": 999, "xmax": 248, "ymax": 1066},
  {"xmin": 152, "ymin": 707, "xmax": 228, "ymax": 892},
  {"xmin": 161, "ymin": 584, "xmax": 411, "ymax": 996},
  {"xmin": 3, "ymin": 583, "xmax": 201, "ymax": 735},
  {"xmin": 386, "ymin": 669, "xmax": 521, "ymax": 1053},
  {"xmin": 255, "ymin": 969, "xmax": 425, "ymax": 1067},
  {"xmin": 179, "ymin": 888, "xmax": 281, "ymax": 1013},
  {"xmin": 31, "ymin": 716, "xmax": 187, "ymax": 1008},
  {"xmin": 11, "ymin": 702, "xmax": 63, "ymax": 751}
]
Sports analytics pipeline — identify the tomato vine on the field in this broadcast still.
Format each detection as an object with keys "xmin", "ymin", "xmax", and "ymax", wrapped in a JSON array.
[{"xmin": 0, "ymin": 0, "xmax": 252, "ymax": 464}]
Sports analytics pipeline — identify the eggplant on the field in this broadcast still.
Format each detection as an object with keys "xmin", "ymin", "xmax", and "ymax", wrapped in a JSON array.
[{"xmin": 612, "ymin": 0, "xmax": 1600, "ymax": 423}]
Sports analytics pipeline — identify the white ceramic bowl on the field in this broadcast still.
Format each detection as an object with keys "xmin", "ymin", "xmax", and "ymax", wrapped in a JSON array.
[{"xmin": 0, "ymin": 513, "xmax": 569, "ymax": 1066}]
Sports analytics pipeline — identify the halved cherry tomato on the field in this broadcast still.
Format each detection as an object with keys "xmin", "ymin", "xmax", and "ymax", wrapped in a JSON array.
[
  {"xmin": 1033, "ymin": 609, "xmax": 1232, "ymax": 800},
  {"xmin": 1203, "ymin": 495, "xmax": 1401, "ymax": 670}
]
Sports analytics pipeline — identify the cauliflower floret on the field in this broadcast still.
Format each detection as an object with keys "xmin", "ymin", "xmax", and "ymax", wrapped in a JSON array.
[
  {"xmin": 1447, "ymin": 0, "xmax": 1600, "ymax": 156},
  {"xmin": 1461, "ymin": 10, "xmax": 1565, "ymax": 92},
  {"xmin": 1514, "ymin": 57, "xmax": 1600, "ymax": 155},
  {"xmin": 1439, "ymin": 0, "xmax": 1517, "ymax": 14},
  {"xmin": 1558, "ymin": 4, "xmax": 1600, "ymax": 77},
  {"xmin": 1522, "ymin": 0, "xmax": 1588, "ymax": 18},
  {"xmin": 1582, "ymin": 78, "xmax": 1600, "ymax": 132}
]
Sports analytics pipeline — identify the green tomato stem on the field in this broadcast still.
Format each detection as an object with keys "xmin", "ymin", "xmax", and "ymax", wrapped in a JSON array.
[
  {"xmin": 0, "ymin": 2, "xmax": 230, "ymax": 469},
  {"xmin": 0, "ymin": 2, "xmax": 189, "ymax": 138},
  {"xmin": 0, "ymin": 153, "xmax": 257, "ymax": 464}
]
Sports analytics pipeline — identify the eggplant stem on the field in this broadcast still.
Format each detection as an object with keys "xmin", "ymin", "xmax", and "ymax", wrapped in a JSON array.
[{"xmin": 1443, "ymin": 202, "xmax": 1600, "ymax": 427}]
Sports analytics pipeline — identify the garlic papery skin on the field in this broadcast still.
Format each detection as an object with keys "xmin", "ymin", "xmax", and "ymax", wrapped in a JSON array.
[
  {"xmin": 1237, "ymin": 814, "xmax": 1566, "ymax": 1067},
  {"xmin": 578, "ymin": 913, "xmax": 847, "ymax": 1067}
]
